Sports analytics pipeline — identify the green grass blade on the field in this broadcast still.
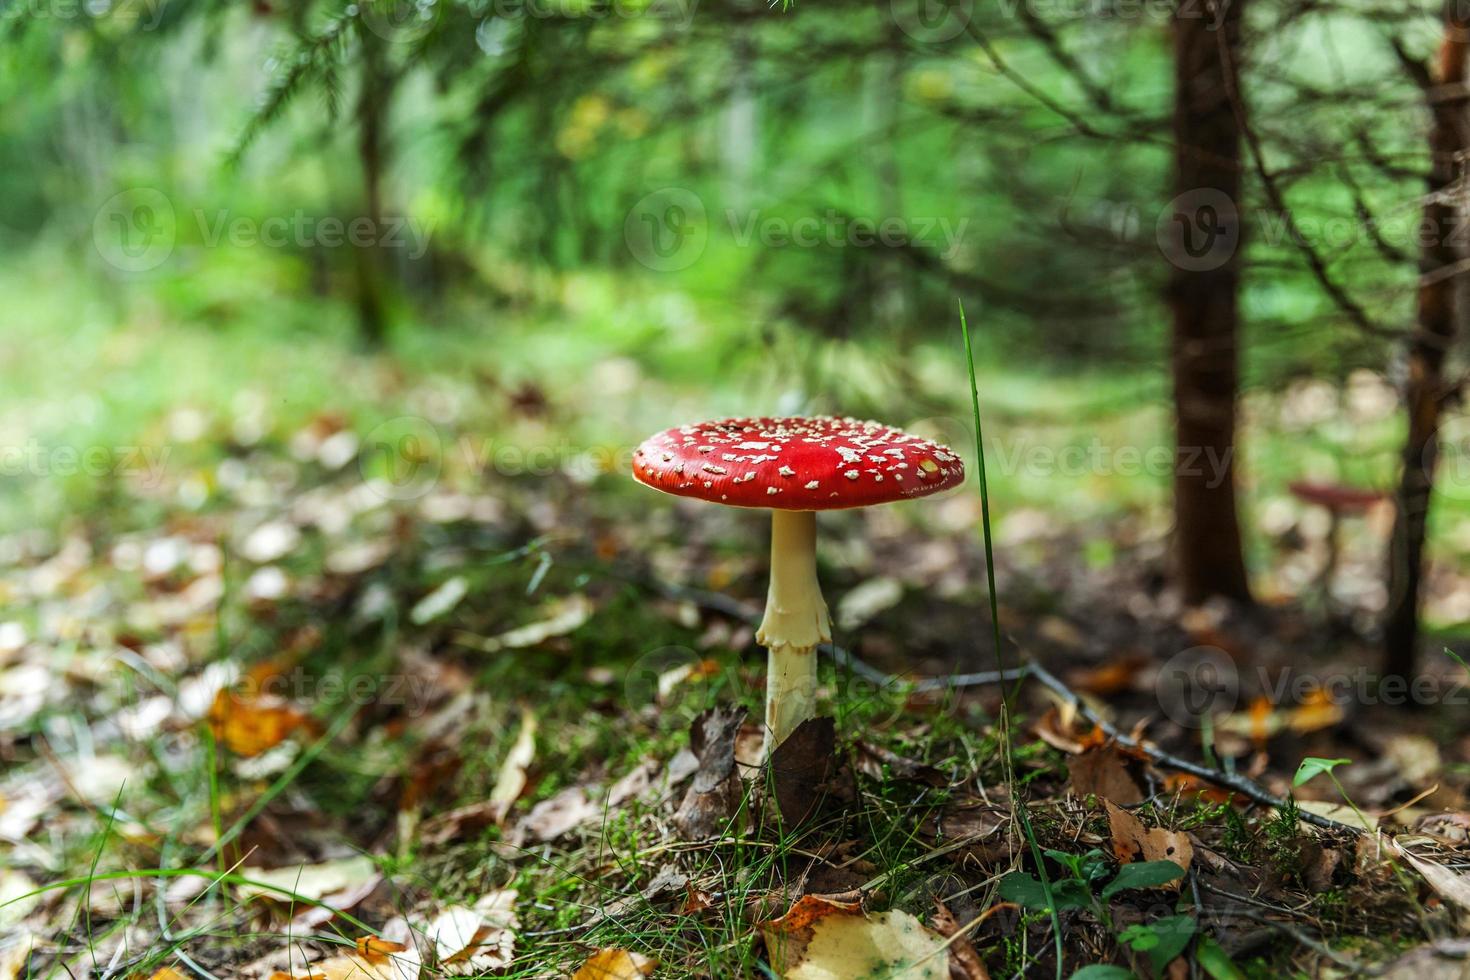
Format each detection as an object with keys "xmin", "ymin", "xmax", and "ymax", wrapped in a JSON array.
[{"xmin": 960, "ymin": 299, "xmax": 1065, "ymax": 978}]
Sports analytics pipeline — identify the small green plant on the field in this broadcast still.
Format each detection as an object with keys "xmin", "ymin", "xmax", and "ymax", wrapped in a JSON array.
[{"xmin": 1293, "ymin": 756, "xmax": 1372, "ymax": 831}]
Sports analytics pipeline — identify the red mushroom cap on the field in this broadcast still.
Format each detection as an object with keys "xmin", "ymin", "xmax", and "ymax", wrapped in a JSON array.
[
  {"xmin": 1287, "ymin": 480, "xmax": 1386, "ymax": 512},
  {"xmin": 632, "ymin": 416, "xmax": 965, "ymax": 510}
]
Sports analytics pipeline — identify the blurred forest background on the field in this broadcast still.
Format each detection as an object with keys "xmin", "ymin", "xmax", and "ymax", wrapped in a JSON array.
[{"xmin": 4, "ymin": 0, "xmax": 1469, "ymax": 657}]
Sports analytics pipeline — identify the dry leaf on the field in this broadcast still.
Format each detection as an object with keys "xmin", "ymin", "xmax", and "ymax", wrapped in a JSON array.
[
  {"xmin": 356, "ymin": 938, "xmax": 408, "ymax": 959},
  {"xmin": 422, "ymin": 890, "xmax": 518, "ymax": 974},
  {"xmin": 1105, "ymin": 801, "xmax": 1192, "ymax": 875},
  {"xmin": 770, "ymin": 717, "xmax": 853, "ymax": 827},
  {"xmin": 209, "ymin": 689, "xmax": 311, "ymax": 757},
  {"xmin": 760, "ymin": 895, "xmax": 948, "ymax": 980},
  {"xmin": 1067, "ymin": 744, "xmax": 1145, "ymax": 804},
  {"xmin": 490, "ymin": 709, "xmax": 537, "ymax": 823},
  {"xmin": 514, "ymin": 786, "xmax": 601, "ymax": 844},
  {"xmin": 0, "ymin": 935, "xmax": 37, "ymax": 980},
  {"xmin": 1067, "ymin": 654, "xmax": 1148, "ymax": 697},
  {"xmin": 571, "ymin": 948, "xmax": 656, "ymax": 979},
  {"xmin": 238, "ymin": 856, "xmax": 380, "ymax": 905},
  {"xmin": 933, "ymin": 900, "xmax": 989, "ymax": 980},
  {"xmin": 471, "ymin": 595, "xmax": 592, "ymax": 652},
  {"xmin": 147, "ymin": 968, "xmax": 189, "ymax": 980},
  {"xmin": 672, "ymin": 706, "xmax": 746, "ymax": 840},
  {"xmin": 835, "ymin": 577, "xmax": 903, "ymax": 631},
  {"xmin": 1390, "ymin": 841, "xmax": 1470, "ymax": 913},
  {"xmin": 0, "ymin": 871, "xmax": 39, "ymax": 927},
  {"xmin": 410, "ymin": 577, "xmax": 469, "ymax": 625},
  {"xmin": 302, "ymin": 945, "xmax": 421, "ymax": 980}
]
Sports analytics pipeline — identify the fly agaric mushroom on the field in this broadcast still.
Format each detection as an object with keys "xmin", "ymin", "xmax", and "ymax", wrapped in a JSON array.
[
  {"xmin": 632, "ymin": 416, "xmax": 965, "ymax": 751},
  {"xmin": 1287, "ymin": 480, "xmax": 1386, "ymax": 602}
]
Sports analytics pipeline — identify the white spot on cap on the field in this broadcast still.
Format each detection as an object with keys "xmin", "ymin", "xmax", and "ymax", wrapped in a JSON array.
[
  {"xmin": 805, "ymin": 480, "xmax": 819, "ymax": 489},
  {"xmin": 778, "ymin": 465, "xmax": 795, "ymax": 477},
  {"xmin": 844, "ymin": 469, "xmax": 859, "ymax": 480},
  {"xmin": 767, "ymin": 486, "xmax": 780, "ymax": 495}
]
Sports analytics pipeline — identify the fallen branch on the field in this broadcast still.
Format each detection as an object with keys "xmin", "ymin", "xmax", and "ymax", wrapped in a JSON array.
[{"xmin": 647, "ymin": 577, "xmax": 1364, "ymax": 835}]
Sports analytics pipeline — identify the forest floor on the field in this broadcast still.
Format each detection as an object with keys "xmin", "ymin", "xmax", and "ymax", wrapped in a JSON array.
[{"xmin": 4, "ymin": 302, "xmax": 1470, "ymax": 977}]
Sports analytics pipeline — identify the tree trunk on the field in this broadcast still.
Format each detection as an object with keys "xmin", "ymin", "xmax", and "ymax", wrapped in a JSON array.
[
  {"xmin": 1165, "ymin": 0, "xmax": 1252, "ymax": 606},
  {"xmin": 1383, "ymin": 15, "xmax": 1469, "ymax": 681},
  {"xmin": 354, "ymin": 34, "xmax": 393, "ymax": 348}
]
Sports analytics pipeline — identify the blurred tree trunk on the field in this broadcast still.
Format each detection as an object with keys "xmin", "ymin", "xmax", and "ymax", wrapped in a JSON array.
[
  {"xmin": 1165, "ymin": 0, "xmax": 1252, "ymax": 606},
  {"xmin": 354, "ymin": 33, "xmax": 394, "ymax": 348},
  {"xmin": 1384, "ymin": 12, "xmax": 1469, "ymax": 681}
]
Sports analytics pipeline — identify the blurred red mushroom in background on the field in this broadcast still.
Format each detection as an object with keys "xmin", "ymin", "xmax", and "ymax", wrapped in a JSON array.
[{"xmin": 1287, "ymin": 480, "xmax": 1387, "ymax": 610}]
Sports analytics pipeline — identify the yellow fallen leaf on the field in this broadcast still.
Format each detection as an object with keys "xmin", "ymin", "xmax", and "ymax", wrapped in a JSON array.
[
  {"xmin": 489, "ymin": 710, "xmax": 537, "ymax": 823},
  {"xmin": 760, "ymin": 895, "xmax": 948, "ymax": 980},
  {"xmin": 472, "ymin": 595, "xmax": 593, "ymax": 652},
  {"xmin": 572, "ymin": 948, "xmax": 656, "ymax": 979},
  {"xmin": 147, "ymin": 969, "xmax": 189, "ymax": 980},
  {"xmin": 238, "ymin": 856, "xmax": 381, "ymax": 904}
]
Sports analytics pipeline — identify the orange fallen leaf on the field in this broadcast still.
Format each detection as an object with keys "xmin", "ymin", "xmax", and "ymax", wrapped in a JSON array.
[
  {"xmin": 208, "ymin": 689, "xmax": 313, "ymax": 757},
  {"xmin": 356, "ymin": 937, "xmax": 408, "ymax": 959},
  {"xmin": 147, "ymin": 969, "xmax": 189, "ymax": 980}
]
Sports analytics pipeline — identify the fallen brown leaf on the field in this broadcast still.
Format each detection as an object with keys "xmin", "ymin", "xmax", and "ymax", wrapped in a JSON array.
[
  {"xmin": 672, "ymin": 706, "xmax": 746, "ymax": 840},
  {"xmin": 933, "ymin": 900, "xmax": 989, "ymax": 980},
  {"xmin": 770, "ymin": 717, "xmax": 853, "ymax": 827},
  {"xmin": 1105, "ymin": 801, "xmax": 1192, "ymax": 876},
  {"xmin": 1067, "ymin": 744, "xmax": 1145, "ymax": 805}
]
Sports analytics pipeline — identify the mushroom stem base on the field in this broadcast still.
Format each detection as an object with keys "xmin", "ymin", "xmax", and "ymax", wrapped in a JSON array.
[
  {"xmin": 765, "ymin": 643, "xmax": 818, "ymax": 750},
  {"xmin": 757, "ymin": 509, "xmax": 831, "ymax": 754}
]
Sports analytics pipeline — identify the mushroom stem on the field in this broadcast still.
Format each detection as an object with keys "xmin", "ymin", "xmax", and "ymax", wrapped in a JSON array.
[{"xmin": 757, "ymin": 509, "xmax": 831, "ymax": 752}]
